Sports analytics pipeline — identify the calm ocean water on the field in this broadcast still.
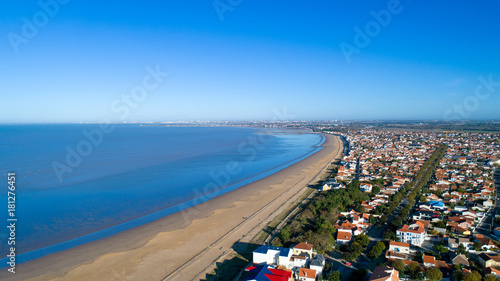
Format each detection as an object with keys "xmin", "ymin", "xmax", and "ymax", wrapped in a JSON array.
[{"xmin": 0, "ymin": 125, "xmax": 324, "ymax": 265}]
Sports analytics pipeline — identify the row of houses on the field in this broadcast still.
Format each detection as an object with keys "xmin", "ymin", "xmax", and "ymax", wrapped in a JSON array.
[
  {"xmin": 242, "ymin": 243, "xmax": 325, "ymax": 281},
  {"xmin": 327, "ymin": 130, "xmax": 500, "ymax": 280},
  {"xmin": 385, "ymin": 132, "xmax": 500, "ymax": 279}
]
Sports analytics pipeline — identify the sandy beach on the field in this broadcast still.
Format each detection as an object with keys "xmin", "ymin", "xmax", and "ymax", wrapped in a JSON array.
[{"xmin": 3, "ymin": 133, "xmax": 342, "ymax": 281}]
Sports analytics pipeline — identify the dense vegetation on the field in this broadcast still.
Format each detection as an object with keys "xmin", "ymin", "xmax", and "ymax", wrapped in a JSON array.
[
  {"xmin": 275, "ymin": 179, "xmax": 369, "ymax": 254},
  {"xmin": 382, "ymin": 144, "xmax": 448, "ymax": 240}
]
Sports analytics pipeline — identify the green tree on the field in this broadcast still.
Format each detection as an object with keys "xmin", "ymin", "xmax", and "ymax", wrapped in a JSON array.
[
  {"xmin": 328, "ymin": 271, "xmax": 341, "ymax": 281},
  {"xmin": 348, "ymin": 241, "xmax": 363, "ymax": 253},
  {"xmin": 379, "ymin": 204, "xmax": 387, "ymax": 213},
  {"xmin": 355, "ymin": 204, "xmax": 365, "ymax": 213},
  {"xmin": 483, "ymin": 274, "xmax": 499, "ymax": 281},
  {"xmin": 462, "ymin": 271, "xmax": 481, "ymax": 281},
  {"xmin": 378, "ymin": 214, "xmax": 389, "ymax": 226},
  {"xmin": 459, "ymin": 199, "xmax": 465, "ymax": 206},
  {"xmin": 433, "ymin": 220, "xmax": 446, "ymax": 228},
  {"xmin": 369, "ymin": 241, "xmax": 386, "ymax": 259},
  {"xmin": 473, "ymin": 241, "xmax": 483, "ymax": 251},
  {"xmin": 347, "ymin": 269, "xmax": 367, "ymax": 281},
  {"xmin": 382, "ymin": 230, "xmax": 397, "ymax": 241},
  {"xmin": 280, "ymin": 226, "xmax": 291, "ymax": 242},
  {"xmin": 454, "ymin": 270, "xmax": 464, "ymax": 281},
  {"xmin": 369, "ymin": 214, "xmax": 376, "ymax": 225},
  {"xmin": 392, "ymin": 259, "xmax": 405, "ymax": 275},
  {"xmin": 456, "ymin": 243, "xmax": 468, "ymax": 256},
  {"xmin": 304, "ymin": 230, "xmax": 333, "ymax": 254},
  {"xmin": 433, "ymin": 245, "xmax": 449, "ymax": 253},
  {"xmin": 424, "ymin": 267, "xmax": 442, "ymax": 281},
  {"xmin": 391, "ymin": 216, "xmax": 404, "ymax": 228},
  {"xmin": 315, "ymin": 216, "xmax": 335, "ymax": 235},
  {"xmin": 356, "ymin": 234, "xmax": 370, "ymax": 248},
  {"xmin": 408, "ymin": 263, "xmax": 423, "ymax": 280},
  {"xmin": 342, "ymin": 251, "xmax": 359, "ymax": 262},
  {"xmin": 342, "ymin": 242, "xmax": 363, "ymax": 261}
]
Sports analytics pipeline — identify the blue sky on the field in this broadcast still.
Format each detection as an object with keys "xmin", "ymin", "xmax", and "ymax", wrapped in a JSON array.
[{"xmin": 1, "ymin": 0, "xmax": 499, "ymax": 122}]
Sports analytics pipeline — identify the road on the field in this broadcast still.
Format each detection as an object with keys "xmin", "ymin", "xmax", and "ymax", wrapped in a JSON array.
[
  {"xmin": 324, "ymin": 143, "xmax": 443, "ymax": 280},
  {"xmin": 325, "ymin": 197, "xmax": 409, "ymax": 281},
  {"xmin": 329, "ymin": 161, "xmax": 433, "ymax": 280},
  {"xmin": 475, "ymin": 168, "xmax": 500, "ymax": 239}
]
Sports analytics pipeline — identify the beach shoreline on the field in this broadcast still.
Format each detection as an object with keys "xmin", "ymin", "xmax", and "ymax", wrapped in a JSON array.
[{"xmin": 3, "ymin": 133, "xmax": 342, "ymax": 281}]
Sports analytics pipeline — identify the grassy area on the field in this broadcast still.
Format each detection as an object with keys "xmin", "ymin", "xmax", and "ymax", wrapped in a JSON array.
[{"xmin": 252, "ymin": 186, "xmax": 317, "ymax": 245}]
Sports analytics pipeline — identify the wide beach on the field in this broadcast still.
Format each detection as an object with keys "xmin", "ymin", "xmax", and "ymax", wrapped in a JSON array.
[{"xmin": 4, "ymin": 133, "xmax": 342, "ymax": 281}]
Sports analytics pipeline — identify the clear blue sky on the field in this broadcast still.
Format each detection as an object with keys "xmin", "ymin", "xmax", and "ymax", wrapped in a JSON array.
[{"xmin": 1, "ymin": 0, "xmax": 499, "ymax": 122}]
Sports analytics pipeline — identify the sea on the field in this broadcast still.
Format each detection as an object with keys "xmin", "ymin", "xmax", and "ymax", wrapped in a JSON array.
[{"xmin": 0, "ymin": 125, "xmax": 324, "ymax": 265}]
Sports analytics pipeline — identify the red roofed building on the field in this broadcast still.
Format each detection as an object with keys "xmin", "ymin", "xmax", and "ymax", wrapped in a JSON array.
[
  {"xmin": 292, "ymin": 243, "xmax": 313, "ymax": 256},
  {"xmin": 241, "ymin": 264, "xmax": 292, "ymax": 281},
  {"xmin": 423, "ymin": 255, "xmax": 436, "ymax": 267},
  {"xmin": 483, "ymin": 267, "xmax": 500, "ymax": 277},
  {"xmin": 298, "ymin": 268, "xmax": 316, "ymax": 281},
  {"xmin": 388, "ymin": 241, "xmax": 410, "ymax": 254},
  {"xmin": 396, "ymin": 223, "xmax": 426, "ymax": 246},
  {"xmin": 336, "ymin": 231, "xmax": 352, "ymax": 244},
  {"xmin": 368, "ymin": 266, "xmax": 399, "ymax": 281}
]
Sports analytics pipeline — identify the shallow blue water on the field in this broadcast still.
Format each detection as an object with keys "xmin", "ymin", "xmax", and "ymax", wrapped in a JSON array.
[{"xmin": 0, "ymin": 125, "xmax": 323, "ymax": 265}]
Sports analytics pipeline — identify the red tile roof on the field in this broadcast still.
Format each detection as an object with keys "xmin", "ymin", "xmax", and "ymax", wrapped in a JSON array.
[
  {"xmin": 423, "ymin": 255, "xmax": 436, "ymax": 265},
  {"xmin": 398, "ymin": 224, "xmax": 425, "ymax": 234},
  {"xmin": 293, "ymin": 242, "xmax": 313, "ymax": 251},
  {"xmin": 337, "ymin": 231, "xmax": 352, "ymax": 241},
  {"xmin": 299, "ymin": 268, "xmax": 316, "ymax": 279},
  {"xmin": 389, "ymin": 241, "xmax": 410, "ymax": 248}
]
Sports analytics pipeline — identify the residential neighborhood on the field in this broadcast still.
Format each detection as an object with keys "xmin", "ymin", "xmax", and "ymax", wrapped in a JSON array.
[{"xmin": 240, "ymin": 130, "xmax": 500, "ymax": 281}]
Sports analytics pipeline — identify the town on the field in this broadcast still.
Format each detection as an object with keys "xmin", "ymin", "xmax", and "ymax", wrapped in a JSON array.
[{"xmin": 239, "ymin": 129, "xmax": 500, "ymax": 281}]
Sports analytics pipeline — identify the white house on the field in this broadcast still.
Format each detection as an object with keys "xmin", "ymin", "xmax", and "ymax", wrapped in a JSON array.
[
  {"xmin": 320, "ymin": 178, "xmax": 343, "ymax": 191},
  {"xmin": 396, "ymin": 222, "xmax": 426, "ymax": 247},
  {"xmin": 423, "ymin": 255, "xmax": 436, "ymax": 267},
  {"xmin": 309, "ymin": 254, "xmax": 325, "ymax": 276},
  {"xmin": 292, "ymin": 243, "xmax": 314, "ymax": 256},
  {"xmin": 336, "ymin": 230, "xmax": 352, "ymax": 244},
  {"xmin": 289, "ymin": 255, "xmax": 308, "ymax": 269},
  {"xmin": 298, "ymin": 268, "xmax": 316, "ymax": 281},
  {"xmin": 252, "ymin": 245, "xmax": 292, "ymax": 268},
  {"xmin": 484, "ymin": 199, "xmax": 493, "ymax": 208},
  {"xmin": 360, "ymin": 183, "xmax": 373, "ymax": 193},
  {"xmin": 389, "ymin": 241, "xmax": 410, "ymax": 254}
]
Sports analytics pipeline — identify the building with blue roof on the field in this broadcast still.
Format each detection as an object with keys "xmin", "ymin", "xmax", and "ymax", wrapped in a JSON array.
[
  {"xmin": 253, "ymin": 245, "xmax": 292, "ymax": 268},
  {"xmin": 429, "ymin": 200, "xmax": 445, "ymax": 210}
]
